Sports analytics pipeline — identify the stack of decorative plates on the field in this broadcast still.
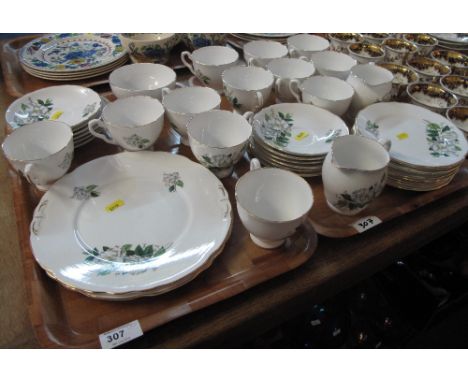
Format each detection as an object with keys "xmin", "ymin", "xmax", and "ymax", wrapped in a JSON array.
[
  {"xmin": 430, "ymin": 33, "xmax": 468, "ymax": 51},
  {"xmin": 5, "ymin": 85, "xmax": 104, "ymax": 148},
  {"xmin": 30, "ymin": 151, "xmax": 232, "ymax": 300},
  {"xmin": 19, "ymin": 33, "xmax": 128, "ymax": 81},
  {"xmin": 249, "ymin": 103, "xmax": 349, "ymax": 177},
  {"xmin": 355, "ymin": 102, "xmax": 468, "ymax": 191}
]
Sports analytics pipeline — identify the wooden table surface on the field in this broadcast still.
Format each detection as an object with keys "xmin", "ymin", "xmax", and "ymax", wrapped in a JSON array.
[{"xmin": 1, "ymin": 46, "xmax": 468, "ymax": 348}]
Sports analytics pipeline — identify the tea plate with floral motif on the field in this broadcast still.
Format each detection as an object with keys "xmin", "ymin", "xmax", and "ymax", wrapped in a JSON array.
[
  {"xmin": 30, "ymin": 151, "xmax": 232, "ymax": 295},
  {"xmin": 6, "ymin": 85, "xmax": 102, "ymax": 130},
  {"xmin": 355, "ymin": 102, "xmax": 468, "ymax": 168},
  {"xmin": 20, "ymin": 33, "xmax": 126, "ymax": 73},
  {"xmin": 252, "ymin": 103, "xmax": 349, "ymax": 157}
]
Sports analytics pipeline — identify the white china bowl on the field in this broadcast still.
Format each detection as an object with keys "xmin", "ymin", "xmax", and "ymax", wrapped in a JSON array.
[
  {"xmin": 162, "ymin": 86, "xmax": 221, "ymax": 145},
  {"xmin": 310, "ymin": 51, "xmax": 357, "ymax": 80},
  {"xmin": 297, "ymin": 76, "xmax": 354, "ymax": 116},
  {"xmin": 187, "ymin": 110, "xmax": 252, "ymax": 178},
  {"xmin": 287, "ymin": 34, "xmax": 330, "ymax": 59},
  {"xmin": 243, "ymin": 40, "xmax": 288, "ymax": 68},
  {"xmin": 236, "ymin": 164, "xmax": 313, "ymax": 248},
  {"xmin": 109, "ymin": 63, "xmax": 176, "ymax": 100}
]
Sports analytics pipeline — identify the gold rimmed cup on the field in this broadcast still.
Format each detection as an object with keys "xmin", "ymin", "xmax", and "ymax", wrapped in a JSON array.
[
  {"xmin": 403, "ymin": 33, "xmax": 438, "ymax": 56},
  {"xmin": 377, "ymin": 62, "xmax": 419, "ymax": 100},
  {"xmin": 446, "ymin": 106, "xmax": 468, "ymax": 136},
  {"xmin": 407, "ymin": 82, "xmax": 458, "ymax": 114},
  {"xmin": 348, "ymin": 42, "xmax": 385, "ymax": 64},
  {"xmin": 430, "ymin": 50, "xmax": 468, "ymax": 76},
  {"xmin": 407, "ymin": 56, "xmax": 451, "ymax": 83},
  {"xmin": 440, "ymin": 75, "xmax": 468, "ymax": 103},
  {"xmin": 382, "ymin": 38, "xmax": 418, "ymax": 64},
  {"xmin": 328, "ymin": 33, "xmax": 364, "ymax": 53}
]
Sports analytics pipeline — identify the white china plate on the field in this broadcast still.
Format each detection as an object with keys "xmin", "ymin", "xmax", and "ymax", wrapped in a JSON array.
[
  {"xmin": 252, "ymin": 103, "xmax": 348, "ymax": 156},
  {"xmin": 20, "ymin": 33, "xmax": 126, "ymax": 73},
  {"xmin": 30, "ymin": 151, "xmax": 232, "ymax": 294},
  {"xmin": 6, "ymin": 85, "xmax": 101, "ymax": 130},
  {"xmin": 356, "ymin": 102, "xmax": 468, "ymax": 168}
]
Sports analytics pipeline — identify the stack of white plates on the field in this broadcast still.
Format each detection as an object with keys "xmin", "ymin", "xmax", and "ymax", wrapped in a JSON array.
[
  {"xmin": 5, "ymin": 85, "xmax": 104, "ymax": 148},
  {"xmin": 19, "ymin": 33, "xmax": 128, "ymax": 81},
  {"xmin": 355, "ymin": 102, "xmax": 468, "ymax": 191},
  {"xmin": 430, "ymin": 33, "xmax": 468, "ymax": 51},
  {"xmin": 249, "ymin": 103, "xmax": 349, "ymax": 177},
  {"xmin": 30, "ymin": 151, "xmax": 233, "ymax": 300}
]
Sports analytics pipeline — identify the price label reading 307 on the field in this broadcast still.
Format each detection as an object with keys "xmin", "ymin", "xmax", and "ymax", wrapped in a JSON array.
[
  {"xmin": 99, "ymin": 320, "xmax": 143, "ymax": 349},
  {"xmin": 351, "ymin": 216, "xmax": 382, "ymax": 233}
]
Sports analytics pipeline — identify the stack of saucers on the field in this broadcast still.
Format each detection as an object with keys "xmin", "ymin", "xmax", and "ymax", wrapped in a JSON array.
[
  {"xmin": 355, "ymin": 102, "xmax": 468, "ymax": 191},
  {"xmin": 19, "ymin": 33, "xmax": 128, "ymax": 81},
  {"xmin": 5, "ymin": 85, "xmax": 104, "ymax": 148},
  {"xmin": 230, "ymin": 33, "xmax": 295, "ymax": 44},
  {"xmin": 430, "ymin": 33, "xmax": 468, "ymax": 51},
  {"xmin": 249, "ymin": 103, "xmax": 349, "ymax": 177}
]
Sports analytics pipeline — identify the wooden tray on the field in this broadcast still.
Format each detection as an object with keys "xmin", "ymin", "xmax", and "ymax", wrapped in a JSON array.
[
  {"xmin": 0, "ymin": 35, "xmax": 189, "ymax": 98},
  {"xmin": 10, "ymin": 98, "xmax": 320, "ymax": 348}
]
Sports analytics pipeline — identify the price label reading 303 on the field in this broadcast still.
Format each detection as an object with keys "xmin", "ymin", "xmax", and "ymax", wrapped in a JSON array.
[
  {"xmin": 351, "ymin": 216, "xmax": 382, "ymax": 233},
  {"xmin": 99, "ymin": 320, "xmax": 143, "ymax": 349}
]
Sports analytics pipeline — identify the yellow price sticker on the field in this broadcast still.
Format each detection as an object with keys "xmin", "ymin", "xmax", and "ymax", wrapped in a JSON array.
[
  {"xmin": 396, "ymin": 132, "xmax": 409, "ymax": 140},
  {"xmin": 295, "ymin": 131, "xmax": 309, "ymax": 141},
  {"xmin": 50, "ymin": 111, "xmax": 63, "ymax": 120},
  {"xmin": 105, "ymin": 199, "xmax": 125, "ymax": 212}
]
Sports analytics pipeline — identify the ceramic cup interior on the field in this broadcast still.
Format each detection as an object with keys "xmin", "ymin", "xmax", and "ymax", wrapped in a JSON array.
[
  {"xmin": 267, "ymin": 58, "xmax": 316, "ymax": 79},
  {"xmin": 162, "ymin": 86, "xmax": 221, "ymax": 114},
  {"xmin": 223, "ymin": 66, "xmax": 274, "ymax": 91},
  {"xmin": 120, "ymin": 33, "xmax": 175, "ymax": 42},
  {"xmin": 188, "ymin": 110, "xmax": 252, "ymax": 148},
  {"xmin": 236, "ymin": 168, "xmax": 313, "ymax": 222},
  {"xmin": 3, "ymin": 121, "xmax": 72, "ymax": 161},
  {"xmin": 109, "ymin": 63, "xmax": 176, "ymax": 91},
  {"xmin": 287, "ymin": 34, "xmax": 330, "ymax": 52},
  {"xmin": 301, "ymin": 76, "xmax": 354, "ymax": 101},
  {"xmin": 332, "ymin": 135, "xmax": 390, "ymax": 171},
  {"xmin": 311, "ymin": 51, "xmax": 357, "ymax": 74},
  {"xmin": 349, "ymin": 64, "xmax": 394, "ymax": 86},
  {"xmin": 102, "ymin": 96, "xmax": 164, "ymax": 127},
  {"xmin": 244, "ymin": 40, "xmax": 288, "ymax": 59},
  {"xmin": 192, "ymin": 45, "xmax": 239, "ymax": 65}
]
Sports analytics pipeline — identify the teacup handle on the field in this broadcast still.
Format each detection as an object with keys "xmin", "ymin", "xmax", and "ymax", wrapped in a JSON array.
[
  {"xmin": 250, "ymin": 158, "xmax": 261, "ymax": 171},
  {"xmin": 255, "ymin": 91, "xmax": 264, "ymax": 111},
  {"xmin": 88, "ymin": 119, "xmax": 115, "ymax": 145},
  {"xmin": 289, "ymin": 79, "xmax": 302, "ymax": 102},
  {"xmin": 247, "ymin": 57, "xmax": 259, "ymax": 67},
  {"xmin": 180, "ymin": 51, "xmax": 196, "ymax": 76},
  {"xmin": 378, "ymin": 138, "xmax": 392, "ymax": 152},
  {"xmin": 274, "ymin": 78, "xmax": 284, "ymax": 95},
  {"xmin": 23, "ymin": 163, "xmax": 44, "ymax": 187},
  {"xmin": 162, "ymin": 82, "xmax": 186, "ymax": 97},
  {"xmin": 243, "ymin": 111, "xmax": 254, "ymax": 124}
]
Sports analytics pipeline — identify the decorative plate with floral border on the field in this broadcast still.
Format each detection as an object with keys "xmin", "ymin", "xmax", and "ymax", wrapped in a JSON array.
[
  {"xmin": 30, "ymin": 151, "xmax": 232, "ymax": 295},
  {"xmin": 5, "ymin": 85, "xmax": 102, "ymax": 130},
  {"xmin": 355, "ymin": 102, "xmax": 468, "ymax": 168},
  {"xmin": 19, "ymin": 33, "xmax": 126, "ymax": 73},
  {"xmin": 252, "ymin": 103, "xmax": 349, "ymax": 156}
]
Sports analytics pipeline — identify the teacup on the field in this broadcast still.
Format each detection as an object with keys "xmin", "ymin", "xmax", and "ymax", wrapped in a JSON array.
[
  {"xmin": 109, "ymin": 63, "xmax": 176, "ymax": 100},
  {"xmin": 186, "ymin": 33, "xmax": 227, "ymax": 50},
  {"xmin": 181, "ymin": 45, "xmax": 239, "ymax": 93},
  {"xmin": 407, "ymin": 82, "xmax": 458, "ymax": 115},
  {"xmin": 377, "ymin": 63, "xmax": 419, "ymax": 101},
  {"xmin": 2, "ymin": 121, "xmax": 74, "ymax": 191},
  {"xmin": 322, "ymin": 135, "xmax": 390, "ymax": 216},
  {"xmin": 440, "ymin": 75, "xmax": 468, "ymax": 104},
  {"xmin": 162, "ymin": 86, "xmax": 221, "ymax": 145},
  {"xmin": 243, "ymin": 40, "xmax": 288, "ymax": 68},
  {"xmin": 222, "ymin": 66, "xmax": 274, "ymax": 114},
  {"xmin": 328, "ymin": 33, "xmax": 364, "ymax": 53},
  {"xmin": 382, "ymin": 38, "xmax": 418, "ymax": 64},
  {"xmin": 347, "ymin": 42, "xmax": 385, "ymax": 64},
  {"xmin": 346, "ymin": 64, "xmax": 394, "ymax": 115},
  {"xmin": 187, "ymin": 110, "xmax": 252, "ymax": 178},
  {"xmin": 119, "ymin": 33, "xmax": 179, "ymax": 64},
  {"xmin": 289, "ymin": 76, "xmax": 354, "ymax": 116},
  {"xmin": 236, "ymin": 158, "xmax": 314, "ymax": 248},
  {"xmin": 88, "ymin": 96, "xmax": 164, "ymax": 151},
  {"xmin": 431, "ymin": 50, "xmax": 468, "ymax": 76},
  {"xmin": 407, "ymin": 56, "xmax": 451, "ymax": 83},
  {"xmin": 266, "ymin": 57, "xmax": 316, "ymax": 102},
  {"xmin": 287, "ymin": 34, "xmax": 330, "ymax": 60},
  {"xmin": 362, "ymin": 33, "xmax": 392, "ymax": 45},
  {"xmin": 403, "ymin": 33, "xmax": 438, "ymax": 56},
  {"xmin": 310, "ymin": 51, "xmax": 357, "ymax": 80}
]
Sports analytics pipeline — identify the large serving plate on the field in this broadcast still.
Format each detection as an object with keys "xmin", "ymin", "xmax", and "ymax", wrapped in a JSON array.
[
  {"xmin": 5, "ymin": 85, "xmax": 102, "ymax": 130},
  {"xmin": 356, "ymin": 102, "xmax": 468, "ymax": 168},
  {"xmin": 30, "ymin": 151, "xmax": 232, "ymax": 295},
  {"xmin": 19, "ymin": 33, "xmax": 126, "ymax": 73},
  {"xmin": 252, "ymin": 103, "xmax": 349, "ymax": 156}
]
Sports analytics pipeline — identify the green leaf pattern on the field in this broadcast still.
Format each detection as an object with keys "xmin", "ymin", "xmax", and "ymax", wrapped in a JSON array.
[
  {"xmin": 71, "ymin": 185, "xmax": 100, "ymax": 200},
  {"xmin": 365, "ymin": 120, "xmax": 379, "ymax": 138},
  {"xmin": 224, "ymin": 86, "xmax": 242, "ymax": 110},
  {"xmin": 13, "ymin": 97, "xmax": 54, "ymax": 127},
  {"xmin": 123, "ymin": 134, "xmax": 151, "ymax": 149},
  {"xmin": 425, "ymin": 120, "xmax": 462, "ymax": 158},
  {"xmin": 200, "ymin": 153, "xmax": 234, "ymax": 170},
  {"xmin": 163, "ymin": 172, "xmax": 184, "ymax": 192},
  {"xmin": 325, "ymin": 129, "xmax": 342, "ymax": 143},
  {"xmin": 260, "ymin": 110, "xmax": 294, "ymax": 148},
  {"xmin": 195, "ymin": 69, "xmax": 210, "ymax": 85}
]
